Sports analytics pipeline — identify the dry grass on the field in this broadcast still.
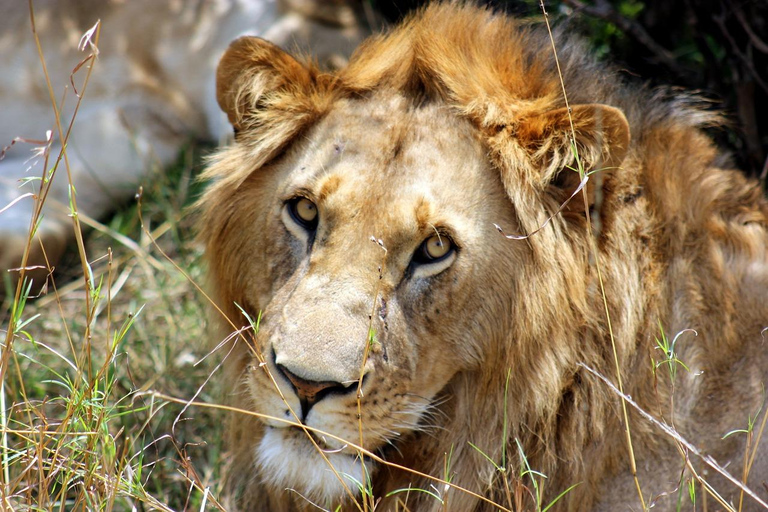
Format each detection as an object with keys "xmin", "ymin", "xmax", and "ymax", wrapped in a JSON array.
[
  {"xmin": 0, "ymin": 139, "xmax": 228, "ymax": 509},
  {"xmin": 0, "ymin": 8, "xmax": 225, "ymax": 506}
]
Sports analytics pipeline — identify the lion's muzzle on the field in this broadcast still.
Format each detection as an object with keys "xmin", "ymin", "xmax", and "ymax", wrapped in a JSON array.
[{"xmin": 276, "ymin": 363, "xmax": 360, "ymax": 419}]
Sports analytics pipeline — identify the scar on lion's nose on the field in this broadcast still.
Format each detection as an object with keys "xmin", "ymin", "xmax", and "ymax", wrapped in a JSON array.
[{"xmin": 276, "ymin": 364, "xmax": 358, "ymax": 419}]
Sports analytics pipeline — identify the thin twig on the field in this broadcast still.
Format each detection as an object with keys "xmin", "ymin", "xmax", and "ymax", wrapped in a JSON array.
[
  {"xmin": 578, "ymin": 362, "xmax": 768, "ymax": 509},
  {"xmin": 732, "ymin": 4, "xmax": 768, "ymax": 55},
  {"xmin": 713, "ymin": 10, "xmax": 768, "ymax": 94},
  {"xmin": 563, "ymin": 0, "xmax": 690, "ymax": 78}
]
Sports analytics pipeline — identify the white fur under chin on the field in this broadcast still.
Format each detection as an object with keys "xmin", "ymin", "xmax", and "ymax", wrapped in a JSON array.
[{"xmin": 256, "ymin": 427, "xmax": 373, "ymax": 507}]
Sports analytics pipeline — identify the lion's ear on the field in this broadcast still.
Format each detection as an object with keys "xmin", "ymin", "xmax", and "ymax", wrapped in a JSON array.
[
  {"xmin": 517, "ymin": 104, "xmax": 630, "ymax": 195},
  {"xmin": 216, "ymin": 36, "xmax": 315, "ymax": 131}
]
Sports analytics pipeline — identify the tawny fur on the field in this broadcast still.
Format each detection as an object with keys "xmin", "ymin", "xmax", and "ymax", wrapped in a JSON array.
[{"xmin": 199, "ymin": 3, "xmax": 768, "ymax": 510}]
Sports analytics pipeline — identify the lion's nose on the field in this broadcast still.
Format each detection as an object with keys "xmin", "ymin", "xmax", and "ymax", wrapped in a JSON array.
[{"xmin": 276, "ymin": 364, "xmax": 359, "ymax": 419}]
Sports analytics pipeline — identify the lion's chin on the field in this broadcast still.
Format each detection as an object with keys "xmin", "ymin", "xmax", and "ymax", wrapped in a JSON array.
[{"xmin": 256, "ymin": 427, "xmax": 373, "ymax": 506}]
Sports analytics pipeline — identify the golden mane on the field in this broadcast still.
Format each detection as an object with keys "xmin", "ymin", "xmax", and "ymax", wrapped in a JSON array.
[{"xmin": 199, "ymin": 3, "xmax": 768, "ymax": 510}]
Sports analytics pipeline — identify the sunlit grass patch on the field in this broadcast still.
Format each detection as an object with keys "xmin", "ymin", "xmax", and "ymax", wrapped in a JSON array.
[{"xmin": 1, "ymin": 140, "xmax": 226, "ymax": 509}]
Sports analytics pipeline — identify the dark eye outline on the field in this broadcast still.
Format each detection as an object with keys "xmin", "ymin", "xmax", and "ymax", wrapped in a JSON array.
[
  {"xmin": 412, "ymin": 233, "xmax": 456, "ymax": 265},
  {"xmin": 286, "ymin": 196, "xmax": 319, "ymax": 232}
]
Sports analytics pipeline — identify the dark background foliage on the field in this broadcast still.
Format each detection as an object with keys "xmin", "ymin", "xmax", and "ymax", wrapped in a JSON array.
[{"xmin": 371, "ymin": 0, "xmax": 768, "ymax": 182}]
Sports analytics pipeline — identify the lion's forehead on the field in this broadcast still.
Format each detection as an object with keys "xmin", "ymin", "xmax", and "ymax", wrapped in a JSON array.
[{"xmin": 281, "ymin": 95, "xmax": 509, "ymax": 244}]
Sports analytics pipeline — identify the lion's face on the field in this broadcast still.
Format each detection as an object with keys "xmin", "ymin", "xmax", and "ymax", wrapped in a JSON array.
[
  {"xmin": 201, "ymin": 14, "xmax": 640, "ymax": 507},
  {"xmin": 203, "ymin": 26, "xmax": 630, "ymax": 509},
  {"xmin": 222, "ymin": 94, "xmax": 521, "ymax": 502}
]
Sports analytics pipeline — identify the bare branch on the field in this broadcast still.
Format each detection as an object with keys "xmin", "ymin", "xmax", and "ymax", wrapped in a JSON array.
[
  {"xmin": 578, "ymin": 362, "xmax": 768, "ymax": 510},
  {"xmin": 563, "ymin": 0, "xmax": 689, "ymax": 78},
  {"xmin": 713, "ymin": 10, "xmax": 768, "ymax": 94},
  {"xmin": 733, "ymin": 4, "xmax": 768, "ymax": 55}
]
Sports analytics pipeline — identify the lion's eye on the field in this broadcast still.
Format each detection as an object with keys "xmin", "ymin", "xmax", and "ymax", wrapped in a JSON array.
[
  {"xmin": 414, "ymin": 234, "xmax": 454, "ymax": 264},
  {"xmin": 287, "ymin": 197, "xmax": 318, "ymax": 230}
]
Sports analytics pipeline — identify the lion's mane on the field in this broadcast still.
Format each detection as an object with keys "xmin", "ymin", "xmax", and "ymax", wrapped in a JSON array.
[{"xmin": 199, "ymin": 3, "xmax": 768, "ymax": 510}]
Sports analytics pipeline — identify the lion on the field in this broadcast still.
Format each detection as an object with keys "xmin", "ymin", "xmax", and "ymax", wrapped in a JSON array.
[{"xmin": 198, "ymin": 3, "xmax": 768, "ymax": 510}]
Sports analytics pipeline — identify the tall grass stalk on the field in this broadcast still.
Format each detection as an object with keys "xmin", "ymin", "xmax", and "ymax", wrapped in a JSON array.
[{"xmin": 538, "ymin": 1, "xmax": 646, "ymax": 509}]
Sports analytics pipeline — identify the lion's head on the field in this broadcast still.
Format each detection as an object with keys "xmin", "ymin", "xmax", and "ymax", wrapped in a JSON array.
[{"xmin": 199, "ymin": 4, "xmax": 768, "ymax": 511}]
